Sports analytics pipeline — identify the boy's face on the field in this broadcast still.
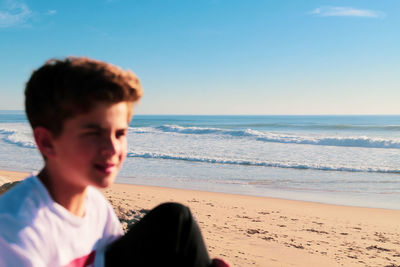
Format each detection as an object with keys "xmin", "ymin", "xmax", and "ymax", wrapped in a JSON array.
[{"xmin": 49, "ymin": 101, "xmax": 130, "ymax": 189}]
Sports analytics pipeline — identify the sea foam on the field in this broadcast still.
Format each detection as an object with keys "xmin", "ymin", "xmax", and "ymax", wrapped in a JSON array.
[
  {"xmin": 131, "ymin": 125, "xmax": 400, "ymax": 149},
  {"xmin": 0, "ymin": 124, "xmax": 36, "ymax": 149},
  {"xmin": 126, "ymin": 151, "xmax": 400, "ymax": 174}
]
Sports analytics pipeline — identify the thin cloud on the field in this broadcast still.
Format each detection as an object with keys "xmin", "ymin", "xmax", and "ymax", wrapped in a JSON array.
[
  {"xmin": 0, "ymin": 0, "xmax": 32, "ymax": 28},
  {"xmin": 310, "ymin": 6, "xmax": 385, "ymax": 18},
  {"xmin": 46, "ymin": 9, "xmax": 57, "ymax": 15}
]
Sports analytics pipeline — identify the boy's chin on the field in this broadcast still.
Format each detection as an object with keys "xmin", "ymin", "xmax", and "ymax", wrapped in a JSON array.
[{"xmin": 91, "ymin": 174, "xmax": 117, "ymax": 189}]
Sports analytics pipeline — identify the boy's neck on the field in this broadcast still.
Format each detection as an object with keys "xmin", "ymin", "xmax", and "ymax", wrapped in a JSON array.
[{"xmin": 38, "ymin": 168, "xmax": 87, "ymax": 218}]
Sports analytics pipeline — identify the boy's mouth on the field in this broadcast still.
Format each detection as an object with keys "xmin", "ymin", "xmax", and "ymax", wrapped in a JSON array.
[{"xmin": 94, "ymin": 162, "xmax": 117, "ymax": 174}]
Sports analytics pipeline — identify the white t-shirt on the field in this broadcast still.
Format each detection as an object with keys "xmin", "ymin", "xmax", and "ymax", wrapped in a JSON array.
[{"xmin": 0, "ymin": 175, "xmax": 123, "ymax": 267}]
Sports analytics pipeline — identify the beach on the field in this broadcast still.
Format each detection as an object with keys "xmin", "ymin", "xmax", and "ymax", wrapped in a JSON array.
[{"xmin": 1, "ymin": 170, "xmax": 399, "ymax": 267}]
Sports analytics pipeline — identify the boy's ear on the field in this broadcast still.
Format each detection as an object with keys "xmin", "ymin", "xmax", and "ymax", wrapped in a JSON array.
[{"xmin": 33, "ymin": 127, "xmax": 56, "ymax": 158}]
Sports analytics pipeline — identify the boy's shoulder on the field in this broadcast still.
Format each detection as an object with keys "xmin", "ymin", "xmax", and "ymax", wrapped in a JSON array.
[
  {"xmin": 0, "ymin": 176, "xmax": 122, "ymax": 266},
  {"xmin": 0, "ymin": 176, "xmax": 48, "ymax": 250},
  {"xmin": 0, "ymin": 174, "xmax": 120, "ymax": 243},
  {"xmin": 0, "ymin": 176, "xmax": 43, "ymax": 218},
  {"xmin": 0, "ymin": 175, "xmax": 112, "ymax": 223}
]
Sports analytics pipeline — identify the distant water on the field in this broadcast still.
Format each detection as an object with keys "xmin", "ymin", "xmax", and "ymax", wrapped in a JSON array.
[{"xmin": 1, "ymin": 111, "xmax": 399, "ymax": 210}]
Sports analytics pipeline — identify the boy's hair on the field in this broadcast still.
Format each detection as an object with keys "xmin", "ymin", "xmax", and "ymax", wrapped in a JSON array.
[{"xmin": 25, "ymin": 57, "xmax": 142, "ymax": 137}]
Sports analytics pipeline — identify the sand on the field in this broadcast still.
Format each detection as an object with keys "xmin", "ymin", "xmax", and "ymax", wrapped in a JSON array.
[{"xmin": 1, "ymin": 169, "xmax": 399, "ymax": 266}]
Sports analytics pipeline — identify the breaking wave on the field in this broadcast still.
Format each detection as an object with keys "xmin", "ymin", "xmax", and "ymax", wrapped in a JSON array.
[
  {"xmin": 127, "ymin": 152, "xmax": 400, "ymax": 174},
  {"xmin": 0, "ymin": 126, "xmax": 36, "ymax": 149},
  {"xmin": 130, "ymin": 125, "xmax": 400, "ymax": 149}
]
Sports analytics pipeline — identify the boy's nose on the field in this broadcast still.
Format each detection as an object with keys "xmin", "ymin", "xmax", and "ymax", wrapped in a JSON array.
[{"xmin": 101, "ymin": 136, "xmax": 118, "ymax": 156}]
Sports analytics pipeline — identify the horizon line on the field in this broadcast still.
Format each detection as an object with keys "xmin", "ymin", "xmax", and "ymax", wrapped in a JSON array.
[{"xmin": 1, "ymin": 110, "xmax": 399, "ymax": 116}]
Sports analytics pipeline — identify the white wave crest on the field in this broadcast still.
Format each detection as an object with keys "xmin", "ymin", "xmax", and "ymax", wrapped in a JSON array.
[
  {"xmin": 255, "ymin": 134, "xmax": 400, "ymax": 149},
  {"xmin": 133, "ymin": 125, "xmax": 400, "ymax": 149},
  {"xmin": 127, "ymin": 152, "xmax": 400, "ymax": 174},
  {"xmin": 0, "ymin": 124, "xmax": 36, "ymax": 149},
  {"xmin": 156, "ymin": 125, "xmax": 223, "ymax": 134}
]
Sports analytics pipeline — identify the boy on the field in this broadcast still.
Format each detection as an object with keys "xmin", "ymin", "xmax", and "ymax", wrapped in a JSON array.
[{"xmin": 0, "ymin": 57, "xmax": 228, "ymax": 267}]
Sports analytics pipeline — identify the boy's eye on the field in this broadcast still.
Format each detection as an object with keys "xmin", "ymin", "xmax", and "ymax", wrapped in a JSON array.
[{"xmin": 116, "ymin": 130, "xmax": 127, "ymax": 138}]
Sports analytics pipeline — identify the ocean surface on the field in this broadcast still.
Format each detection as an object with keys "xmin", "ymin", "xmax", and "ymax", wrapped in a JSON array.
[{"xmin": 0, "ymin": 111, "xmax": 399, "ymax": 210}]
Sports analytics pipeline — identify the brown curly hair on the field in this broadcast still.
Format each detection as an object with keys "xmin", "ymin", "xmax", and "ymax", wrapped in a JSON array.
[{"xmin": 25, "ymin": 57, "xmax": 143, "ymax": 137}]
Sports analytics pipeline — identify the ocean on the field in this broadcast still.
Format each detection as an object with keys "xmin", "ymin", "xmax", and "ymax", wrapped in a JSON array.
[{"xmin": 0, "ymin": 111, "xmax": 399, "ymax": 210}]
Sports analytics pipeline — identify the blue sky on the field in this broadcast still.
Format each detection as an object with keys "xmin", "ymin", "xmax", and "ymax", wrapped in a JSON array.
[{"xmin": 1, "ymin": 0, "xmax": 399, "ymax": 114}]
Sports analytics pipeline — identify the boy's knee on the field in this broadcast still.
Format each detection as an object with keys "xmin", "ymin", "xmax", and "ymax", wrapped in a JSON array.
[
  {"xmin": 152, "ymin": 202, "xmax": 192, "ymax": 222},
  {"xmin": 154, "ymin": 202, "xmax": 190, "ymax": 214}
]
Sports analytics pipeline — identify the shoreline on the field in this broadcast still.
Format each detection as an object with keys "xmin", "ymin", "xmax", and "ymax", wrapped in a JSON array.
[
  {"xmin": 2, "ymin": 168, "xmax": 398, "ymax": 212},
  {"xmin": 1, "ymin": 169, "xmax": 400, "ymax": 266}
]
